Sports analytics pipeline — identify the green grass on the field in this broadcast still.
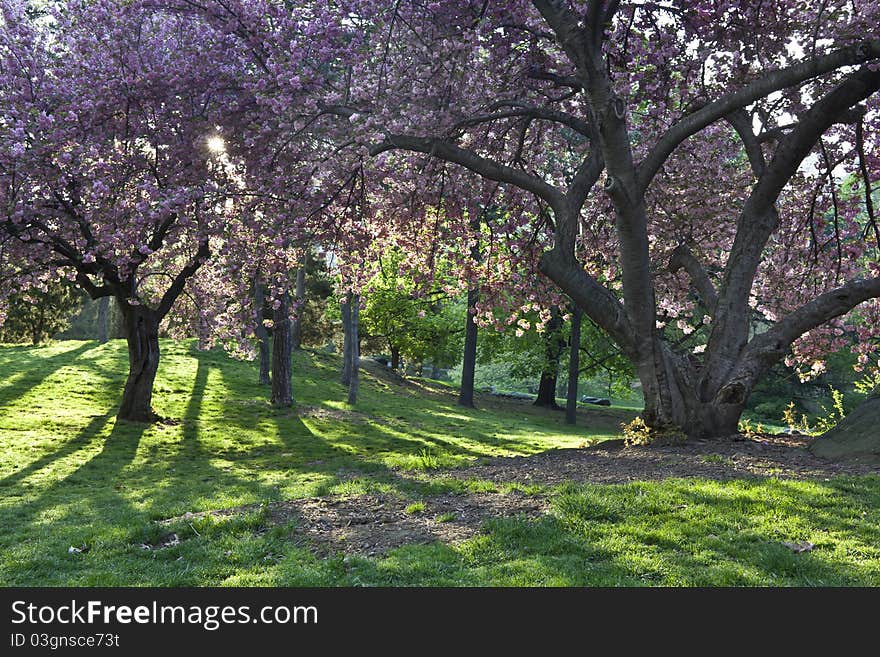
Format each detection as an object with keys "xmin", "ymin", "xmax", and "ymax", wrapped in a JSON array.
[{"xmin": 1, "ymin": 339, "xmax": 878, "ymax": 586}]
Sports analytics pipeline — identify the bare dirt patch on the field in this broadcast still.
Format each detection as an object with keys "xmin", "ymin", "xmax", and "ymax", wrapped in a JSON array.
[
  {"xmin": 277, "ymin": 492, "xmax": 546, "ymax": 556},
  {"xmin": 162, "ymin": 491, "xmax": 547, "ymax": 557},
  {"xmin": 447, "ymin": 433, "xmax": 880, "ymax": 486},
  {"xmin": 159, "ymin": 433, "xmax": 879, "ymax": 558}
]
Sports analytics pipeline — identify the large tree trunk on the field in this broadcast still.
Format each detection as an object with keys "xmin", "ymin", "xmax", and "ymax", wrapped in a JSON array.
[
  {"xmin": 118, "ymin": 304, "xmax": 161, "ymax": 422},
  {"xmin": 254, "ymin": 283, "xmax": 271, "ymax": 385},
  {"xmin": 341, "ymin": 294, "xmax": 352, "ymax": 386},
  {"xmin": 97, "ymin": 296, "xmax": 109, "ymax": 344},
  {"xmin": 271, "ymin": 292, "xmax": 293, "ymax": 407},
  {"xmin": 291, "ymin": 267, "xmax": 306, "ymax": 350},
  {"xmin": 534, "ymin": 310, "xmax": 565, "ymax": 409},
  {"xmin": 534, "ymin": 371, "xmax": 560, "ymax": 408},
  {"xmin": 347, "ymin": 294, "xmax": 360, "ymax": 405},
  {"xmin": 565, "ymin": 306, "xmax": 582, "ymax": 425},
  {"xmin": 637, "ymin": 342, "xmax": 744, "ymax": 438},
  {"xmin": 458, "ymin": 287, "xmax": 479, "ymax": 408}
]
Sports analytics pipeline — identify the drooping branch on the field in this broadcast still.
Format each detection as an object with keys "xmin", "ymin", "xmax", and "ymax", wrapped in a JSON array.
[
  {"xmin": 540, "ymin": 247, "xmax": 634, "ymax": 357},
  {"xmin": 371, "ymin": 134, "xmax": 565, "ymax": 210},
  {"xmin": 638, "ymin": 39, "xmax": 880, "ymax": 191},
  {"xmin": 668, "ymin": 244, "xmax": 718, "ymax": 313},
  {"xmin": 465, "ymin": 101, "xmax": 597, "ymax": 139}
]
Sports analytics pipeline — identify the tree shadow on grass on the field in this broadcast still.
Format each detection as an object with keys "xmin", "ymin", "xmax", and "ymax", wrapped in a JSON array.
[
  {"xmin": 0, "ymin": 342, "xmax": 96, "ymax": 407},
  {"xmin": 0, "ymin": 418, "xmax": 147, "ymax": 546},
  {"xmin": 0, "ymin": 412, "xmax": 114, "ymax": 490}
]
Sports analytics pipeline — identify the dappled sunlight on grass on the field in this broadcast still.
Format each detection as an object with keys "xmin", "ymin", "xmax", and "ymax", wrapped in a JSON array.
[{"xmin": 1, "ymin": 339, "xmax": 879, "ymax": 585}]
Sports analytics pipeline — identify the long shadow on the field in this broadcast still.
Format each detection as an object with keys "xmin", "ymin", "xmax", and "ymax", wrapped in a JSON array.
[
  {"xmin": 0, "ymin": 418, "xmax": 146, "ymax": 540},
  {"xmin": 141, "ymin": 355, "xmax": 291, "ymax": 518},
  {"xmin": 0, "ymin": 412, "xmax": 114, "ymax": 489},
  {"xmin": 0, "ymin": 342, "xmax": 96, "ymax": 408}
]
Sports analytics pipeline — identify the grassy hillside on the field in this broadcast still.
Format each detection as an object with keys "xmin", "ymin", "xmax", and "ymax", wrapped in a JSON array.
[{"xmin": 1, "ymin": 340, "xmax": 878, "ymax": 586}]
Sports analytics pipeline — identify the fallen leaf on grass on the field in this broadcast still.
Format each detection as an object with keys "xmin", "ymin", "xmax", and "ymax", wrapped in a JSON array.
[{"xmin": 781, "ymin": 541, "xmax": 814, "ymax": 553}]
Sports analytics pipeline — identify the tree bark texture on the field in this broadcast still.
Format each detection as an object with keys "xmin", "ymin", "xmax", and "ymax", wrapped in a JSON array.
[
  {"xmin": 118, "ymin": 304, "xmax": 161, "ymax": 422},
  {"xmin": 347, "ymin": 294, "xmax": 360, "ymax": 405}
]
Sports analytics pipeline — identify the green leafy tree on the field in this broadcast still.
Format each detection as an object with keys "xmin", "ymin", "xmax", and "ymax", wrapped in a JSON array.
[
  {"xmin": 0, "ymin": 282, "xmax": 82, "ymax": 345},
  {"xmin": 360, "ymin": 254, "xmax": 463, "ymax": 373}
]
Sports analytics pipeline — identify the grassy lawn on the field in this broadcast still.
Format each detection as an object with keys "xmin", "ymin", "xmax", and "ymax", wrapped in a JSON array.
[{"xmin": 1, "ymin": 339, "xmax": 878, "ymax": 586}]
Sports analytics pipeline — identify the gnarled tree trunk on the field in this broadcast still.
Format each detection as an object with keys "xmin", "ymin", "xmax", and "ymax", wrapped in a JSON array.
[{"xmin": 118, "ymin": 304, "xmax": 160, "ymax": 422}]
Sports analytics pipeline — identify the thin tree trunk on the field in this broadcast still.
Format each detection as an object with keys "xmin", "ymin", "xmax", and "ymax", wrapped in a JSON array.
[
  {"xmin": 341, "ymin": 294, "xmax": 352, "ymax": 386},
  {"xmin": 197, "ymin": 315, "xmax": 210, "ymax": 351},
  {"xmin": 430, "ymin": 362, "xmax": 441, "ymax": 379},
  {"xmin": 97, "ymin": 296, "xmax": 109, "ymax": 344},
  {"xmin": 458, "ymin": 287, "xmax": 479, "ymax": 408},
  {"xmin": 390, "ymin": 345, "xmax": 400, "ymax": 370},
  {"xmin": 534, "ymin": 310, "xmax": 565, "ymax": 408},
  {"xmin": 254, "ymin": 283, "xmax": 271, "ymax": 385},
  {"xmin": 348, "ymin": 293, "xmax": 360, "ymax": 405},
  {"xmin": 566, "ymin": 306, "xmax": 582, "ymax": 425},
  {"xmin": 291, "ymin": 267, "xmax": 306, "ymax": 350},
  {"xmin": 271, "ymin": 292, "xmax": 293, "ymax": 407},
  {"xmin": 118, "ymin": 304, "xmax": 161, "ymax": 422}
]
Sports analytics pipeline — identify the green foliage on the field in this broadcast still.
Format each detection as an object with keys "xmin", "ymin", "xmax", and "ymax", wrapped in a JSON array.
[
  {"xmin": 0, "ymin": 282, "xmax": 82, "ymax": 345},
  {"xmin": 404, "ymin": 502, "xmax": 426, "ymax": 515},
  {"xmin": 359, "ymin": 252, "xmax": 463, "ymax": 370},
  {"xmin": 620, "ymin": 417, "xmax": 686, "ymax": 446},
  {"xmin": 813, "ymin": 387, "xmax": 848, "ymax": 435},
  {"xmin": 298, "ymin": 253, "xmax": 337, "ymax": 349}
]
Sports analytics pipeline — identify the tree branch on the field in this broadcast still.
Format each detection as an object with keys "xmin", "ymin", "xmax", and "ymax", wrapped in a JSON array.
[
  {"xmin": 752, "ymin": 277, "xmax": 880, "ymax": 358},
  {"xmin": 668, "ymin": 244, "xmax": 718, "ymax": 313},
  {"xmin": 638, "ymin": 39, "xmax": 880, "ymax": 191},
  {"xmin": 156, "ymin": 238, "xmax": 210, "ymax": 318},
  {"xmin": 540, "ymin": 247, "xmax": 634, "ymax": 356},
  {"xmin": 725, "ymin": 109, "xmax": 765, "ymax": 177},
  {"xmin": 371, "ymin": 134, "xmax": 565, "ymax": 209}
]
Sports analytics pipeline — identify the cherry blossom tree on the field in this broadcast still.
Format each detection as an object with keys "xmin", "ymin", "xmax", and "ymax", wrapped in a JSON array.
[
  {"xmin": 335, "ymin": 0, "xmax": 880, "ymax": 437},
  {"xmin": 0, "ymin": 0, "xmax": 246, "ymax": 420}
]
